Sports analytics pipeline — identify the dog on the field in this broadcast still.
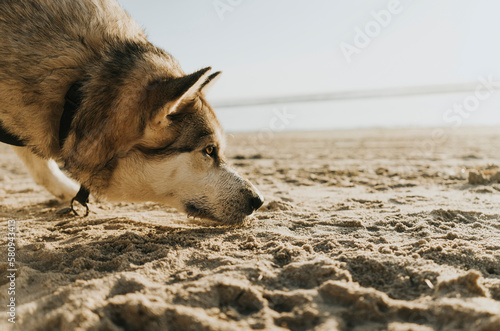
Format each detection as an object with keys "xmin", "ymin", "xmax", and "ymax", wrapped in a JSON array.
[{"xmin": 0, "ymin": 0, "xmax": 263, "ymax": 223}]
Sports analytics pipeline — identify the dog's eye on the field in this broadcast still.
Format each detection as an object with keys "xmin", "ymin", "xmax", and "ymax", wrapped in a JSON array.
[{"xmin": 204, "ymin": 146, "xmax": 216, "ymax": 157}]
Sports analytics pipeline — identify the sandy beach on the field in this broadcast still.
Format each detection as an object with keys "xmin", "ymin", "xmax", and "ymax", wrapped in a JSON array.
[{"xmin": 1, "ymin": 127, "xmax": 500, "ymax": 331}]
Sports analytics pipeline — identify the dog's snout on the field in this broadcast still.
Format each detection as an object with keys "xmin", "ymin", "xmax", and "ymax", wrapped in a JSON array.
[{"xmin": 249, "ymin": 195, "xmax": 264, "ymax": 211}]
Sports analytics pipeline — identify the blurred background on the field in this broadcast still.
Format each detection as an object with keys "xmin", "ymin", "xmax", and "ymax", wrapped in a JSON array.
[{"xmin": 117, "ymin": 0, "xmax": 500, "ymax": 132}]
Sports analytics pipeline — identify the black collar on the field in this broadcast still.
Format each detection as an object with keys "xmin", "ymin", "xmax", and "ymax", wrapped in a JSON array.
[
  {"xmin": 59, "ymin": 81, "xmax": 84, "ymax": 148},
  {"xmin": 60, "ymin": 81, "xmax": 90, "ymax": 216}
]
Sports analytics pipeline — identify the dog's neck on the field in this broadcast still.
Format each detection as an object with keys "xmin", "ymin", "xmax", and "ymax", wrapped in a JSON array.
[
  {"xmin": 0, "ymin": 81, "xmax": 82, "ymax": 149},
  {"xmin": 0, "ymin": 80, "xmax": 91, "ymax": 216}
]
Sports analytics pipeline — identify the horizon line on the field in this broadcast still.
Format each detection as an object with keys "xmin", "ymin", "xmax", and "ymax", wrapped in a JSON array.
[{"xmin": 212, "ymin": 82, "xmax": 500, "ymax": 108}]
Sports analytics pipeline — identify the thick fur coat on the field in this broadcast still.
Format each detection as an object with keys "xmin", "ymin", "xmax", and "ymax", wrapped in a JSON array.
[{"xmin": 0, "ymin": 0, "xmax": 263, "ymax": 223}]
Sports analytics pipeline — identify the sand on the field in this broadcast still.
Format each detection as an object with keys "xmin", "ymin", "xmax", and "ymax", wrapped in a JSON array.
[{"xmin": 1, "ymin": 127, "xmax": 500, "ymax": 331}]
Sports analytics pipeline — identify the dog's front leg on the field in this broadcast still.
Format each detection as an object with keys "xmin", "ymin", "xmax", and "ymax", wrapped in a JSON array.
[{"xmin": 12, "ymin": 147, "xmax": 79, "ymax": 201}]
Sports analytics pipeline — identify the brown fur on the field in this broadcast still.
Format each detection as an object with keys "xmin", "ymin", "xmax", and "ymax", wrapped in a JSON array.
[
  {"xmin": 0, "ymin": 0, "xmax": 263, "ymax": 223},
  {"xmin": 0, "ymin": 0, "xmax": 188, "ymax": 192}
]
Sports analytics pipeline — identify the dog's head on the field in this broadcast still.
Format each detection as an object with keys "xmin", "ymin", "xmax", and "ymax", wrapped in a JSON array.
[{"xmin": 68, "ymin": 67, "xmax": 263, "ymax": 224}]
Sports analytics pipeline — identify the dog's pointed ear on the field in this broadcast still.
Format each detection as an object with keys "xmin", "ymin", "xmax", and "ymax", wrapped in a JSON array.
[
  {"xmin": 199, "ymin": 71, "xmax": 222, "ymax": 94},
  {"xmin": 148, "ymin": 67, "xmax": 212, "ymax": 128}
]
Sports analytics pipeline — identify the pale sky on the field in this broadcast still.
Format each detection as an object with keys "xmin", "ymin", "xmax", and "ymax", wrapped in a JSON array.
[{"xmin": 116, "ymin": 0, "xmax": 500, "ymax": 102}]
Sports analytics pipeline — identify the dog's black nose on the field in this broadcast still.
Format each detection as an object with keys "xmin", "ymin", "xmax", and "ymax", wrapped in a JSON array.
[{"xmin": 250, "ymin": 195, "xmax": 264, "ymax": 211}]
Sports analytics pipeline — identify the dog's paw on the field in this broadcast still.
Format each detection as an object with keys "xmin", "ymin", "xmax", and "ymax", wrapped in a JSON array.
[
  {"xmin": 41, "ymin": 160, "xmax": 80, "ymax": 201},
  {"xmin": 47, "ymin": 182, "xmax": 79, "ymax": 201}
]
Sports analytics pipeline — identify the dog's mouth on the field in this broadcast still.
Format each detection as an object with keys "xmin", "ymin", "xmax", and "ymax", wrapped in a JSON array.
[
  {"xmin": 184, "ymin": 201, "xmax": 249, "ymax": 224},
  {"xmin": 184, "ymin": 202, "xmax": 217, "ymax": 222}
]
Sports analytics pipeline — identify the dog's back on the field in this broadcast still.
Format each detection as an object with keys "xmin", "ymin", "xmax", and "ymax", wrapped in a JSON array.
[{"xmin": 0, "ymin": 0, "xmax": 147, "ymax": 155}]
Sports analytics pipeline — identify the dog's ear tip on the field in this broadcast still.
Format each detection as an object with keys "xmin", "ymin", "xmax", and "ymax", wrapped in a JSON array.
[
  {"xmin": 199, "ymin": 70, "xmax": 222, "ymax": 94},
  {"xmin": 199, "ymin": 67, "xmax": 223, "ymax": 77},
  {"xmin": 197, "ymin": 67, "xmax": 222, "ymax": 79},
  {"xmin": 207, "ymin": 71, "xmax": 222, "ymax": 82}
]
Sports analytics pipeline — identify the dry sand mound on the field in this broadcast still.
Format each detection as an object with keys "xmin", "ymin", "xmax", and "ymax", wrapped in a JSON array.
[{"xmin": 1, "ymin": 127, "xmax": 500, "ymax": 330}]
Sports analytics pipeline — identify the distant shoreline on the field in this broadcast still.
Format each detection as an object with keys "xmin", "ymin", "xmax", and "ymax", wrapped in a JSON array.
[{"xmin": 212, "ymin": 82, "xmax": 500, "ymax": 108}]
